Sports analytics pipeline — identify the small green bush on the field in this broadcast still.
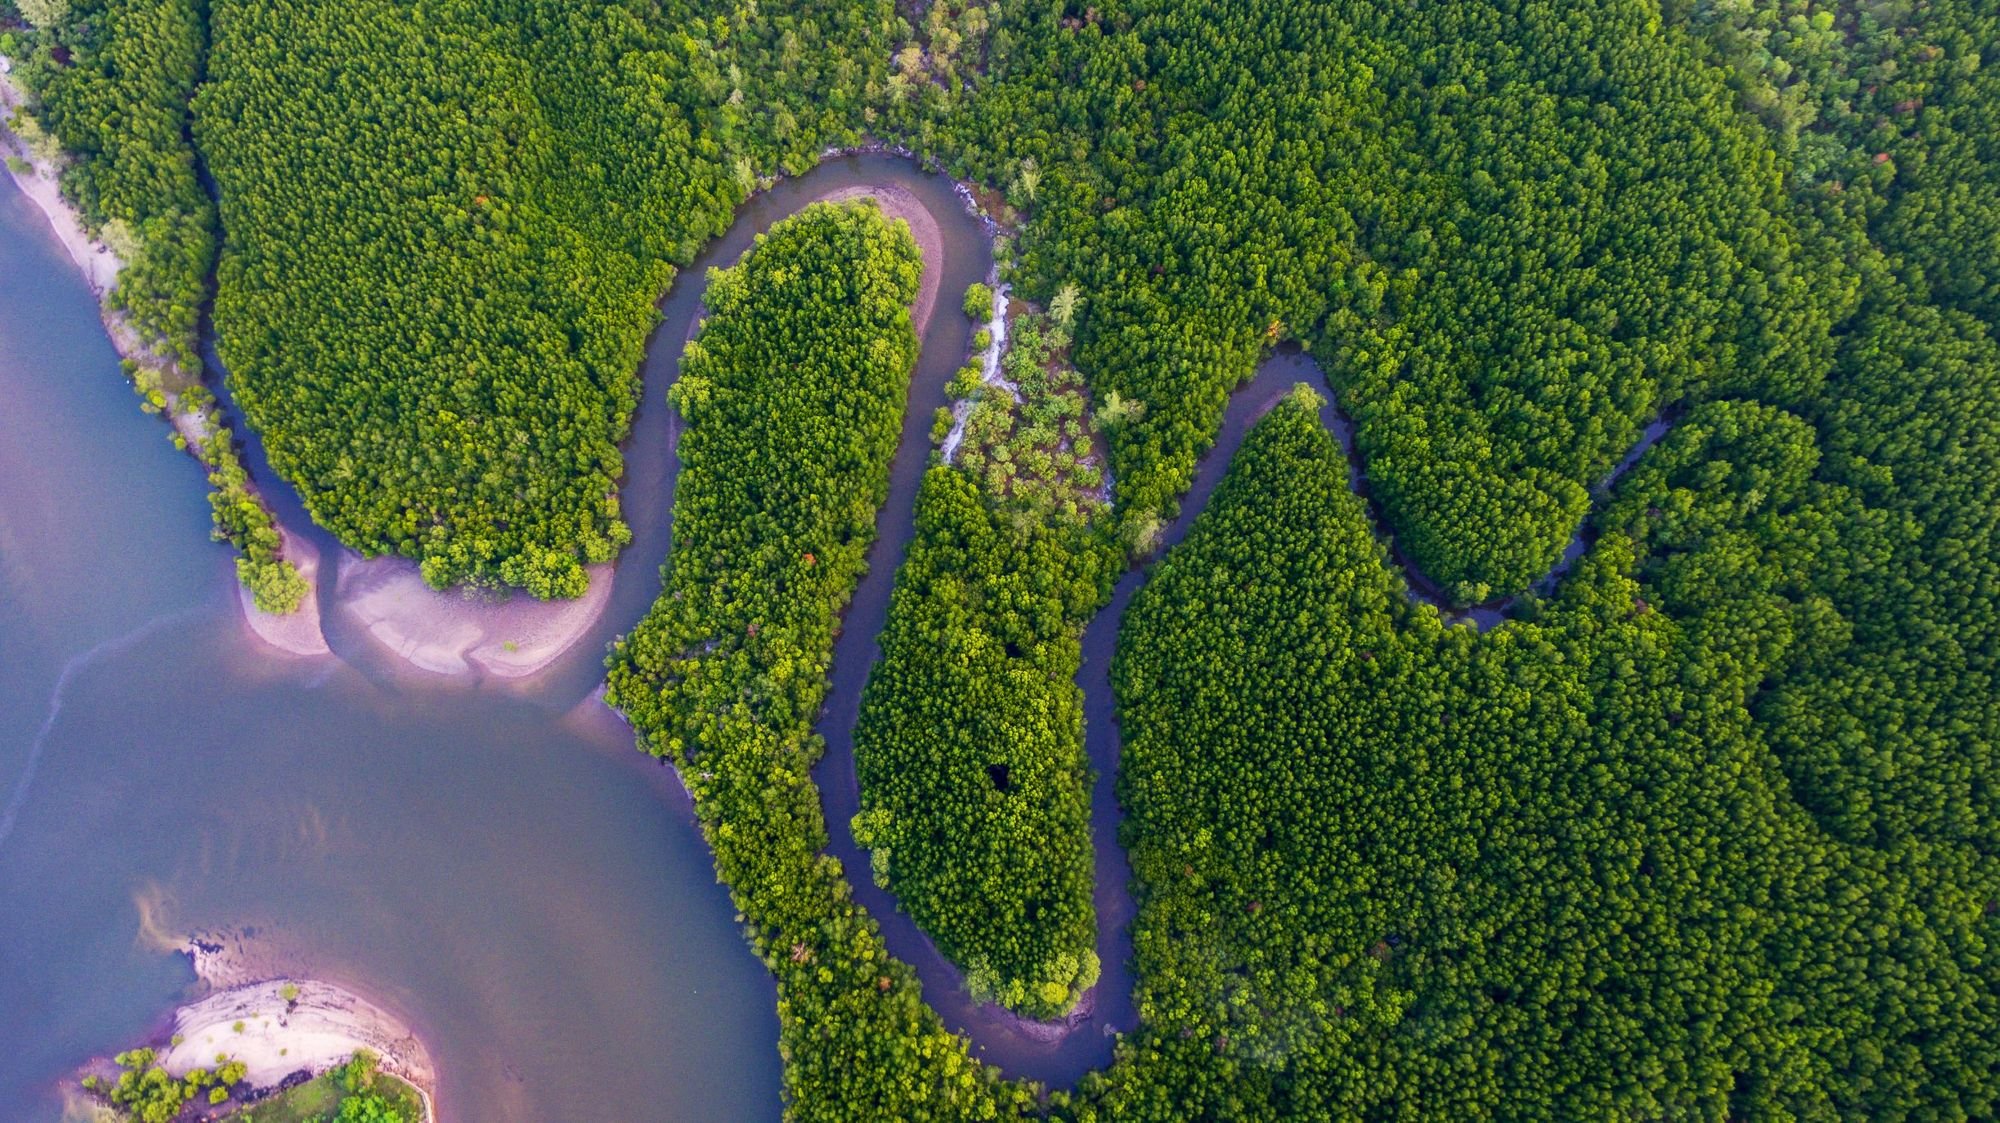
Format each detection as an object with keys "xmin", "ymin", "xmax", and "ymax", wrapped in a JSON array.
[{"xmin": 962, "ymin": 281, "xmax": 993, "ymax": 320}]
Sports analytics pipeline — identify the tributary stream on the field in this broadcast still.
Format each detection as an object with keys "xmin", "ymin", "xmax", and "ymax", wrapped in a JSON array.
[{"xmin": 1, "ymin": 153, "xmax": 1670, "ymax": 1116}]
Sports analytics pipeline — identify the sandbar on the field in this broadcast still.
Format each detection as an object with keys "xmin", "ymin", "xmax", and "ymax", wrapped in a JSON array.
[
  {"xmin": 336, "ymin": 552, "xmax": 613, "ymax": 679},
  {"xmin": 239, "ymin": 527, "xmax": 331, "ymax": 657},
  {"xmin": 159, "ymin": 979, "xmax": 435, "ymax": 1120}
]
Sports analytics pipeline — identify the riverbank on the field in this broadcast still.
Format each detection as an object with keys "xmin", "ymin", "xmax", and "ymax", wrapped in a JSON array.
[
  {"xmin": 938, "ymin": 282, "xmax": 1015, "ymax": 464},
  {"xmin": 3, "ymin": 67, "xmax": 324, "ymax": 659},
  {"xmin": 0, "ymin": 70, "xmax": 123, "ymax": 300},
  {"xmin": 284, "ymin": 181, "xmax": 944, "ymax": 684},
  {"xmin": 816, "ymin": 183, "xmax": 946, "ymax": 335}
]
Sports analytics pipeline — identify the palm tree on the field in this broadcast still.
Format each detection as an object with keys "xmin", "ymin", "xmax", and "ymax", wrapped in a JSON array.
[
  {"xmin": 1012, "ymin": 157, "xmax": 1041, "ymax": 205},
  {"xmin": 1049, "ymin": 282, "xmax": 1081, "ymax": 330}
]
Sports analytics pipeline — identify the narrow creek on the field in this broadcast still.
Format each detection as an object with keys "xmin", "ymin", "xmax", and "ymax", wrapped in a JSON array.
[
  {"xmin": 218, "ymin": 154, "xmax": 1678, "ymax": 1088},
  {"xmin": 12, "ymin": 150, "xmax": 1677, "ymax": 1109}
]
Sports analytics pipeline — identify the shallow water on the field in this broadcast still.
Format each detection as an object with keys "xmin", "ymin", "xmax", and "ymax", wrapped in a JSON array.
[{"xmin": 0, "ymin": 171, "xmax": 782, "ymax": 1120}]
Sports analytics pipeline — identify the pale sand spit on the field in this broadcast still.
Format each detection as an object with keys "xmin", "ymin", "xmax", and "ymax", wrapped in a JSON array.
[
  {"xmin": 160, "ymin": 979, "xmax": 435, "ymax": 1120},
  {"xmin": 239, "ymin": 527, "xmax": 332, "ymax": 658},
  {"xmin": 336, "ymin": 552, "xmax": 613, "ymax": 679}
]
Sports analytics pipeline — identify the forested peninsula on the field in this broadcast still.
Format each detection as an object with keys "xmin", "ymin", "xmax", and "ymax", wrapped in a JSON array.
[
  {"xmin": 1, "ymin": 2, "xmax": 309, "ymax": 618},
  {"xmin": 5, "ymin": 0, "xmax": 1998, "ymax": 1118}
]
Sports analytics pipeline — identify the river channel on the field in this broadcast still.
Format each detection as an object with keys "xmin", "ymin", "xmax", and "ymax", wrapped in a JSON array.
[{"xmin": 3, "ymin": 151, "xmax": 1673, "ymax": 1115}]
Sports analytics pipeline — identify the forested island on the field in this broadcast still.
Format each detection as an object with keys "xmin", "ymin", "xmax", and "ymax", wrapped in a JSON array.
[{"xmin": 4, "ymin": 0, "xmax": 1998, "ymax": 1118}]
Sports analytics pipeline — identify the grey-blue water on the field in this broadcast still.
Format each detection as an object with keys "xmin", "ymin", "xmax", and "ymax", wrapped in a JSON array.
[{"xmin": 0, "ymin": 172, "xmax": 781, "ymax": 1120}]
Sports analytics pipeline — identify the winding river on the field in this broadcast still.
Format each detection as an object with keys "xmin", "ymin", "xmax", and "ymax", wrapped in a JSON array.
[{"xmin": 2, "ymin": 153, "xmax": 1671, "ymax": 1113}]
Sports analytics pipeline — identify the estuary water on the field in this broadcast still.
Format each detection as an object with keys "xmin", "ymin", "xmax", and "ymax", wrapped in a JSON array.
[{"xmin": 0, "ymin": 164, "xmax": 782, "ymax": 1120}]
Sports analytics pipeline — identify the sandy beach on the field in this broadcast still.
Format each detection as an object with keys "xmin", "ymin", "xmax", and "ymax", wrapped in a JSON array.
[
  {"xmin": 7, "ymin": 68, "xmax": 329, "ymax": 645},
  {"xmin": 0, "ymin": 72, "xmax": 123, "ymax": 299},
  {"xmin": 336, "ymin": 552, "xmax": 614, "ymax": 679},
  {"xmin": 159, "ymin": 979, "xmax": 436, "ymax": 1119}
]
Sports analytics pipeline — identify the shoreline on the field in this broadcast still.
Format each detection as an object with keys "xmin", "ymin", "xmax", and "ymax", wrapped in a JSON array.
[
  {"xmin": 335, "ymin": 551, "xmax": 614, "ymax": 680},
  {"xmin": 0, "ymin": 70, "xmax": 123, "ymax": 301},
  {"xmin": 331, "ymin": 176, "xmax": 954, "ymax": 684},
  {"xmin": 6, "ymin": 102, "xmax": 986, "ymax": 685},
  {"xmin": 3, "ymin": 67, "xmax": 329, "ymax": 662},
  {"xmin": 14, "ymin": 117, "xmax": 1118, "ymax": 1078},
  {"xmin": 65, "ymin": 911, "xmax": 439, "ymax": 1122},
  {"xmin": 239, "ymin": 527, "xmax": 332, "ymax": 657},
  {"xmin": 152, "ymin": 979, "xmax": 437, "ymax": 1122},
  {"xmin": 171, "ymin": 925, "xmax": 439, "ymax": 1120}
]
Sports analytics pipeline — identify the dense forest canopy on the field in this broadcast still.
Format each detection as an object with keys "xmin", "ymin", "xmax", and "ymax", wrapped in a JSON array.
[
  {"xmin": 914, "ymin": 0, "xmax": 1841, "ymax": 601},
  {"xmin": 851, "ymin": 0, "xmax": 2000, "ymax": 1113},
  {"xmin": 1102, "ymin": 387, "xmax": 1999, "ymax": 1119},
  {"xmin": 188, "ymin": 0, "xmax": 899, "ymax": 593},
  {"xmin": 604, "ymin": 203, "xmax": 1038, "ymax": 1118},
  {"xmin": 851, "ymin": 298, "xmax": 1116, "ymax": 1019},
  {"xmin": 853, "ymin": 466, "xmax": 1108, "ymax": 1018},
  {"xmin": 6, "ymin": 0, "xmax": 1999, "ymax": 1115},
  {"xmin": 15, "ymin": 0, "xmax": 211, "ymax": 368},
  {"xmin": 1677, "ymin": 0, "xmax": 2000, "ymax": 326}
]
